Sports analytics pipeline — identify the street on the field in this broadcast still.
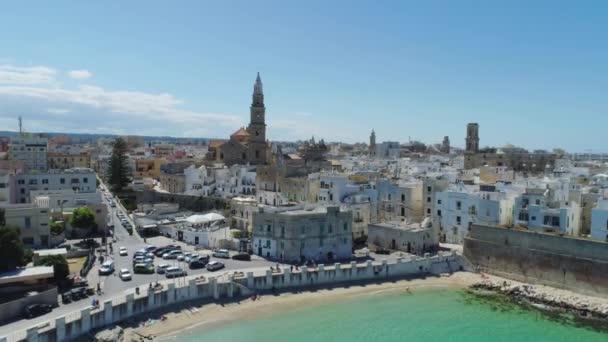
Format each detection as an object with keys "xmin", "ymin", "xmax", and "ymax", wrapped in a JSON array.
[{"xmin": 0, "ymin": 184, "xmax": 282, "ymax": 338}]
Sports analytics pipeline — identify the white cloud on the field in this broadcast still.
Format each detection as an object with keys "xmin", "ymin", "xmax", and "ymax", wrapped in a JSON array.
[
  {"xmin": 0, "ymin": 63, "xmax": 244, "ymax": 137},
  {"xmin": 68, "ymin": 69, "xmax": 92, "ymax": 80},
  {"xmin": 0, "ymin": 65, "xmax": 57, "ymax": 85}
]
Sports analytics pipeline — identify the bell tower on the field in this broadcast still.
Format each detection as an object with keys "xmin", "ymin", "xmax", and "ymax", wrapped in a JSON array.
[
  {"xmin": 248, "ymin": 72, "xmax": 266, "ymax": 143},
  {"xmin": 247, "ymin": 72, "xmax": 268, "ymax": 164}
]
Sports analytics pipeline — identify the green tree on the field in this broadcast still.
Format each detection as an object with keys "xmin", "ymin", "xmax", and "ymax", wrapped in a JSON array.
[
  {"xmin": 50, "ymin": 221, "xmax": 64, "ymax": 236},
  {"xmin": 108, "ymin": 137, "xmax": 131, "ymax": 193},
  {"xmin": 70, "ymin": 207, "xmax": 97, "ymax": 233},
  {"xmin": 35, "ymin": 255, "xmax": 70, "ymax": 281},
  {"xmin": 0, "ymin": 225, "xmax": 26, "ymax": 272}
]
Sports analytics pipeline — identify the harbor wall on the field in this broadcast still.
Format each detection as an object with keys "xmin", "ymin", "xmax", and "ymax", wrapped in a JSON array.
[
  {"xmin": 464, "ymin": 224, "xmax": 608, "ymax": 297},
  {"xmin": 1, "ymin": 252, "xmax": 462, "ymax": 342}
]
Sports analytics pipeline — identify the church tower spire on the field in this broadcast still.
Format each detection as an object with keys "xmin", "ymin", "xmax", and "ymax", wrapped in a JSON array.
[{"xmin": 247, "ymin": 72, "xmax": 268, "ymax": 164}]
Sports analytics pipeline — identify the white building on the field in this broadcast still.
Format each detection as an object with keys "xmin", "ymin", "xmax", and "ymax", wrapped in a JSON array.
[
  {"xmin": 435, "ymin": 184, "xmax": 515, "ymax": 244},
  {"xmin": 589, "ymin": 199, "xmax": 608, "ymax": 240},
  {"xmin": 1, "ymin": 203, "xmax": 52, "ymax": 248},
  {"xmin": 9, "ymin": 168, "xmax": 96, "ymax": 204},
  {"xmin": 252, "ymin": 205, "xmax": 353, "ymax": 263},
  {"xmin": 9, "ymin": 135, "xmax": 48, "ymax": 172},
  {"xmin": 513, "ymin": 187, "xmax": 581, "ymax": 236},
  {"xmin": 230, "ymin": 196, "xmax": 257, "ymax": 231}
]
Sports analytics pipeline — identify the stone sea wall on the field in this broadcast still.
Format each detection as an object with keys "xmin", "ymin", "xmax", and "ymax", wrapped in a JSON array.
[
  {"xmin": 1, "ymin": 252, "xmax": 461, "ymax": 342},
  {"xmin": 464, "ymin": 224, "xmax": 608, "ymax": 297}
]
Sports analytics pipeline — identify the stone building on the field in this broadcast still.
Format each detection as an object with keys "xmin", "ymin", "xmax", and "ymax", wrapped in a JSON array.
[
  {"xmin": 463, "ymin": 123, "xmax": 556, "ymax": 172},
  {"xmin": 252, "ymin": 205, "xmax": 353, "ymax": 263},
  {"xmin": 206, "ymin": 73, "xmax": 270, "ymax": 166},
  {"xmin": 368, "ymin": 219, "xmax": 438, "ymax": 256}
]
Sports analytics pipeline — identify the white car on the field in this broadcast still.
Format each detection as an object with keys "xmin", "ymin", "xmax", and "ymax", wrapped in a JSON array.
[
  {"xmin": 119, "ymin": 268, "xmax": 132, "ymax": 281},
  {"xmin": 184, "ymin": 253, "xmax": 197, "ymax": 263},
  {"xmin": 212, "ymin": 249, "xmax": 230, "ymax": 258},
  {"xmin": 119, "ymin": 247, "xmax": 128, "ymax": 256}
]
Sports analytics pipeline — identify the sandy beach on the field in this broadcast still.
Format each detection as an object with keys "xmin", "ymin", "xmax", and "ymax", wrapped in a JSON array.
[{"xmin": 124, "ymin": 272, "xmax": 482, "ymax": 341}]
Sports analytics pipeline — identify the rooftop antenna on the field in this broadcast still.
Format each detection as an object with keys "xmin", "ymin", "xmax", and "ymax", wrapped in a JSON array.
[{"xmin": 18, "ymin": 116, "xmax": 23, "ymax": 136}]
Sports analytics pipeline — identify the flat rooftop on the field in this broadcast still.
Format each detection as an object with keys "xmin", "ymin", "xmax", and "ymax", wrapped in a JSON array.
[
  {"xmin": 370, "ymin": 221, "xmax": 428, "ymax": 233},
  {"xmin": 0, "ymin": 266, "xmax": 54, "ymax": 285}
]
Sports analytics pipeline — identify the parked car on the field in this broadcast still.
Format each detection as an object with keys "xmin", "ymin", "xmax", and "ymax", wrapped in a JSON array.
[
  {"xmin": 212, "ymin": 249, "xmax": 230, "ymax": 258},
  {"xmin": 163, "ymin": 250, "xmax": 183, "ymax": 260},
  {"xmin": 119, "ymin": 269, "xmax": 132, "ymax": 281},
  {"xmin": 119, "ymin": 247, "xmax": 128, "ymax": 256},
  {"xmin": 70, "ymin": 287, "xmax": 88, "ymax": 300},
  {"xmin": 132, "ymin": 256, "xmax": 153, "ymax": 265},
  {"xmin": 24, "ymin": 304, "xmax": 52, "ymax": 318},
  {"xmin": 61, "ymin": 292, "xmax": 72, "ymax": 304},
  {"xmin": 206, "ymin": 260, "xmax": 225, "ymax": 271},
  {"xmin": 98, "ymin": 260, "xmax": 115, "ymax": 275},
  {"xmin": 166, "ymin": 244, "xmax": 182, "ymax": 250},
  {"xmin": 165, "ymin": 267, "xmax": 187, "ymax": 278},
  {"xmin": 144, "ymin": 245, "xmax": 157, "ymax": 253},
  {"xmin": 156, "ymin": 264, "xmax": 170, "ymax": 274},
  {"xmin": 155, "ymin": 248, "xmax": 170, "ymax": 257},
  {"xmin": 231, "ymin": 253, "xmax": 251, "ymax": 261},
  {"xmin": 134, "ymin": 263, "xmax": 155, "ymax": 274},
  {"xmin": 184, "ymin": 253, "xmax": 198, "ymax": 263},
  {"xmin": 189, "ymin": 254, "xmax": 210, "ymax": 264},
  {"xmin": 189, "ymin": 259, "xmax": 207, "ymax": 269}
]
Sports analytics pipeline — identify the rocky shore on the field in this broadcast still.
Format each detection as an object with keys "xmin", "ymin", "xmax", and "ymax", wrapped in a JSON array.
[{"xmin": 470, "ymin": 277, "xmax": 608, "ymax": 329}]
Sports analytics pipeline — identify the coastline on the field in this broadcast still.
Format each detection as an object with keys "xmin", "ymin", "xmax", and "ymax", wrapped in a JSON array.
[{"xmin": 125, "ymin": 272, "xmax": 481, "ymax": 341}]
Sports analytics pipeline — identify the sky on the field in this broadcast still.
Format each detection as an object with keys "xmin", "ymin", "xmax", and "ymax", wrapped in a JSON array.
[{"xmin": 0, "ymin": 1, "xmax": 606, "ymax": 152}]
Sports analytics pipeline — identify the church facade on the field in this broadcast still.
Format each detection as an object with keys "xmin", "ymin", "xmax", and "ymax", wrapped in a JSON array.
[{"xmin": 207, "ymin": 73, "xmax": 271, "ymax": 166}]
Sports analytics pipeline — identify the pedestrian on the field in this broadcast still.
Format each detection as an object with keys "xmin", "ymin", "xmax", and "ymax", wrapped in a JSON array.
[{"xmin": 290, "ymin": 265, "xmax": 293, "ymax": 272}]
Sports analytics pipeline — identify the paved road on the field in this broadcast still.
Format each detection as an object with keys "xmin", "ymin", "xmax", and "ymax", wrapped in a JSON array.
[{"xmin": 0, "ymin": 184, "xmax": 281, "ymax": 338}]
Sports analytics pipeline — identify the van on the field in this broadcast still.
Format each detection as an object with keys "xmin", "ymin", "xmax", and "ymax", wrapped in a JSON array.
[
  {"xmin": 165, "ymin": 267, "xmax": 187, "ymax": 278},
  {"xmin": 212, "ymin": 249, "xmax": 230, "ymax": 258},
  {"xmin": 98, "ymin": 260, "xmax": 115, "ymax": 275}
]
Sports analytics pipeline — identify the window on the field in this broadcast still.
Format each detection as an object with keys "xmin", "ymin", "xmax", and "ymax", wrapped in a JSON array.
[
  {"xmin": 456, "ymin": 201, "xmax": 462, "ymax": 210},
  {"xmin": 29, "ymin": 179, "xmax": 37, "ymax": 185},
  {"xmin": 535, "ymin": 199, "xmax": 540, "ymax": 205},
  {"xmin": 437, "ymin": 199, "xmax": 442, "ymax": 205},
  {"xmin": 71, "ymin": 178, "xmax": 80, "ymax": 184},
  {"xmin": 401, "ymin": 194, "xmax": 405, "ymax": 202},
  {"xmin": 25, "ymin": 217, "xmax": 31, "ymax": 229},
  {"xmin": 427, "ymin": 208, "xmax": 431, "ymax": 214},
  {"xmin": 60, "ymin": 178, "xmax": 65, "ymax": 184},
  {"xmin": 265, "ymin": 240, "xmax": 271, "ymax": 248},
  {"xmin": 281, "ymin": 225, "xmax": 285, "ymax": 237},
  {"xmin": 266, "ymin": 224, "xmax": 271, "ymax": 232},
  {"xmin": 543, "ymin": 216, "xmax": 560, "ymax": 227},
  {"xmin": 456, "ymin": 216, "xmax": 461, "ymax": 225},
  {"xmin": 427, "ymin": 197, "xmax": 431, "ymax": 203},
  {"xmin": 388, "ymin": 194, "xmax": 392, "ymax": 201},
  {"xmin": 437, "ymin": 210, "xmax": 442, "ymax": 217},
  {"xmin": 343, "ymin": 222, "xmax": 348, "ymax": 231},
  {"xmin": 83, "ymin": 178, "xmax": 88, "ymax": 183},
  {"xmin": 320, "ymin": 223, "xmax": 325, "ymax": 234},
  {"xmin": 255, "ymin": 150, "xmax": 260, "ymax": 158},
  {"xmin": 518, "ymin": 212, "xmax": 529, "ymax": 221},
  {"xmin": 18, "ymin": 179, "xmax": 25, "ymax": 185},
  {"xmin": 531, "ymin": 216, "xmax": 536, "ymax": 221},
  {"xmin": 328, "ymin": 224, "xmax": 333, "ymax": 233},
  {"xmin": 20, "ymin": 188, "xmax": 25, "ymax": 194},
  {"xmin": 42, "ymin": 179, "xmax": 48, "ymax": 184},
  {"xmin": 427, "ymin": 186, "xmax": 432, "ymax": 192}
]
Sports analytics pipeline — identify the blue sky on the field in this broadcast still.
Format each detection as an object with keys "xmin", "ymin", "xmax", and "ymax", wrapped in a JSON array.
[{"xmin": 0, "ymin": 1, "xmax": 606, "ymax": 152}]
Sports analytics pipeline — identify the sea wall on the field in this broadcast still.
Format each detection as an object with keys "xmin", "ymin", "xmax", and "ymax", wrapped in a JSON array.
[
  {"xmin": 1, "ymin": 252, "xmax": 461, "ymax": 342},
  {"xmin": 464, "ymin": 224, "xmax": 608, "ymax": 297}
]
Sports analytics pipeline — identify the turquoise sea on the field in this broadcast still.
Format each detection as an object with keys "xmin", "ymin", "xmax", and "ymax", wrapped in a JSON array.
[{"xmin": 176, "ymin": 289, "xmax": 608, "ymax": 342}]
